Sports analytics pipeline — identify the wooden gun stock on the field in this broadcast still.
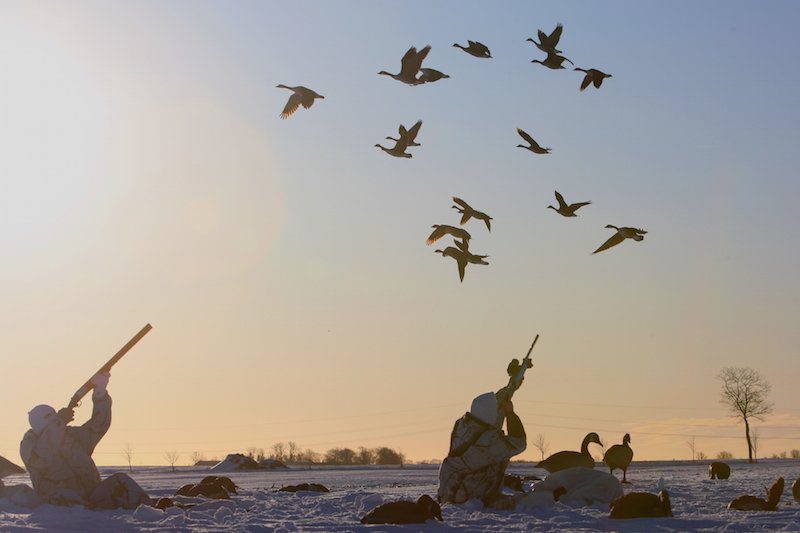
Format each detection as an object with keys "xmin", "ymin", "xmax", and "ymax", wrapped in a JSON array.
[{"xmin": 67, "ymin": 324, "xmax": 152, "ymax": 409}]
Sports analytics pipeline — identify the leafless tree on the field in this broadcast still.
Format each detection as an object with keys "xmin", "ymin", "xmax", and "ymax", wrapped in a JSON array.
[
  {"xmin": 696, "ymin": 451, "xmax": 707, "ymax": 460},
  {"xmin": 190, "ymin": 451, "xmax": 205, "ymax": 466},
  {"xmin": 122, "ymin": 444, "xmax": 134, "ymax": 472},
  {"xmin": 718, "ymin": 367, "xmax": 773, "ymax": 463},
  {"xmin": 686, "ymin": 436, "xmax": 697, "ymax": 461},
  {"xmin": 751, "ymin": 428, "xmax": 759, "ymax": 462},
  {"xmin": 164, "ymin": 451, "xmax": 180, "ymax": 472},
  {"xmin": 532, "ymin": 433, "xmax": 550, "ymax": 461},
  {"xmin": 791, "ymin": 449, "xmax": 800, "ymax": 459},
  {"xmin": 271, "ymin": 442, "xmax": 286, "ymax": 462},
  {"xmin": 716, "ymin": 450, "xmax": 733, "ymax": 460},
  {"xmin": 287, "ymin": 441, "xmax": 299, "ymax": 463}
]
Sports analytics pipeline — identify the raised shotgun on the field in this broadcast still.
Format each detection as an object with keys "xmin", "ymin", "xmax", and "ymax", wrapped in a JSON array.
[
  {"xmin": 497, "ymin": 334, "xmax": 539, "ymax": 403},
  {"xmin": 66, "ymin": 324, "xmax": 152, "ymax": 410}
]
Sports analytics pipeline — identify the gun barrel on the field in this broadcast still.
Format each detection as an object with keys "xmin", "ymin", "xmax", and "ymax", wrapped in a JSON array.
[{"xmin": 67, "ymin": 324, "xmax": 152, "ymax": 409}]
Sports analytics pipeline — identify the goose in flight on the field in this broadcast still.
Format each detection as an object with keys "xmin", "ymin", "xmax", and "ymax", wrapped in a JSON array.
[
  {"xmin": 435, "ymin": 245, "xmax": 489, "ymax": 282},
  {"xmin": 517, "ymin": 128, "xmax": 551, "ymax": 154},
  {"xmin": 386, "ymin": 120, "xmax": 423, "ymax": 147},
  {"xmin": 276, "ymin": 85, "xmax": 325, "ymax": 119},
  {"xmin": 379, "ymin": 46, "xmax": 430, "ymax": 85},
  {"xmin": 452, "ymin": 197, "xmax": 492, "ymax": 231},
  {"xmin": 548, "ymin": 191, "xmax": 590, "ymax": 217},
  {"xmin": 375, "ymin": 136, "xmax": 412, "ymax": 158},
  {"xmin": 453, "ymin": 40, "xmax": 491, "ymax": 58},
  {"xmin": 527, "ymin": 24, "xmax": 564, "ymax": 54},
  {"xmin": 417, "ymin": 68, "xmax": 450, "ymax": 84},
  {"xmin": 531, "ymin": 51, "xmax": 574, "ymax": 70},
  {"xmin": 426, "ymin": 224, "xmax": 471, "ymax": 245},
  {"xmin": 574, "ymin": 68, "xmax": 613, "ymax": 91},
  {"xmin": 593, "ymin": 225, "xmax": 647, "ymax": 254}
]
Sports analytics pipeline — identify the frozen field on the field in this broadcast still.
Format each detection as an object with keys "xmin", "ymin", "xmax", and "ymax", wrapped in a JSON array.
[{"xmin": 2, "ymin": 460, "xmax": 799, "ymax": 531}]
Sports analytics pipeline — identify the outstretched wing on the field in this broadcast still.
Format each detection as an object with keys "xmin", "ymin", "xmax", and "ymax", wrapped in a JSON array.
[
  {"xmin": 580, "ymin": 74, "xmax": 592, "ymax": 91},
  {"xmin": 452, "ymin": 196, "xmax": 471, "ymax": 210},
  {"xmin": 593, "ymin": 74, "xmax": 604, "ymax": 88},
  {"xmin": 554, "ymin": 190, "xmax": 568, "ymax": 209},
  {"xmin": 454, "ymin": 238, "xmax": 469, "ymax": 252},
  {"xmin": 593, "ymin": 233, "xmax": 625, "ymax": 254},
  {"xmin": 401, "ymin": 45, "xmax": 430, "ymax": 77},
  {"xmin": 517, "ymin": 128, "xmax": 536, "ymax": 146},
  {"xmin": 571, "ymin": 201, "xmax": 591, "ymax": 210},
  {"xmin": 426, "ymin": 226, "xmax": 445, "ymax": 245},
  {"xmin": 549, "ymin": 23, "xmax": 563, "ymax": 47},
  {"xmin": 280, "ymin": 92, "xmax": 302, "ymax": 119},
  {"xmin": 406, "ymin": 120, "xmax": 422, "ymax": 141},
  {"xmin": 456, "ymin": 257, "xmax": 467, "ymax": 282}
]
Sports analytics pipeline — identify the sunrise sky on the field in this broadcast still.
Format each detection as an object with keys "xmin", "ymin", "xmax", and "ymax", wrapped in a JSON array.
[{"xmin": 1, "ymin": 1, "xmax": 799, "ymax": 467}]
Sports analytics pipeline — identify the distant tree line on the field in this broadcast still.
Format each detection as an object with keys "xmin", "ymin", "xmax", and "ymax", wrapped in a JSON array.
[{"xmin": 242, "ymin": 442, "xmax": 405, "ymax": 466}]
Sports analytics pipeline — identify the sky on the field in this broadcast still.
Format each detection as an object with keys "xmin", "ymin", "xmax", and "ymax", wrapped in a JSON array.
[{"xmin": 1, "ymin": 1, "xmax": 799, "ymax": 467}]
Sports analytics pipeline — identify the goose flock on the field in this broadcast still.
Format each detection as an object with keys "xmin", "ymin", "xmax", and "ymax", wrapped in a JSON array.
[{"xmin": 276, "ymin": 22, "xmax": 647, "ymax": 282}]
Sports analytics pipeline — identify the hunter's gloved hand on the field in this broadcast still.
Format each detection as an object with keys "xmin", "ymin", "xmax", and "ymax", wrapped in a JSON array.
[{"xmin": 91, "ymin": 371, "xmax": 111, "ymax": 398}]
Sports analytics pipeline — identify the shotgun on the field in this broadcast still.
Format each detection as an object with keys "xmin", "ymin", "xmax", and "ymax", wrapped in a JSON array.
[
  {"xmin": 497, "ymin": 334, "xmax": 539, "ymax": 403},
  {"xmin": 66, "ymin": 324, "xmax": 152, "ymax": 410}
]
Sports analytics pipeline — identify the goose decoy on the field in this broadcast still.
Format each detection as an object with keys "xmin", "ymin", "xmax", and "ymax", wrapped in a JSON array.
[
  {"xmin": 378, "ymin": 46, "xmax": 430, "ymax": 86},
  {"xmin": 426, "ymin": 224, "xmax": 471, "ymax": 245},
  {"xmin": 453, "ymin": 40, "xmax": 491, "ymax": 58},
  {"xmin": 361, "ymin": 494, "xmax": 443, "ymax": 525},
  {"xmin": 278, "ymin": 483, "xmax": 329, "ymax": 493},
  {"xmin": 593, "ymin": 225, "xmax": 647, "ymax": 254},
  {"xmin": 531, "ymin": 51, "xmax": 574, "ymax": 70},
  {"xmin": 434, "ymin": 245, "xmax": 488, "ymax": 283},
  {"xmin": 276, "ymin": 85, "xmax": 325, "ymax": 119},
  {"xmin": 375, "ymin": 137, "xmax": 412, "ymax": 158},
  {"xmin": 386, "ymin": 120, "xmax": 423, "ymax": 147},
  {"xmin": 452, "ymin": 197, "xmax": 492, "ymax": 231},
  {"xmin": 603, "ymin": 433, "xmax": 634, "ymax": 483},
  {"xmin": 574, "ymin": 68, "xmax": 612, "ymax": 91},
  {"xmin": 609, "ymin": 491, "xmax": 672, "ymax": 519},
  {"xmin": 548, "ymin": 191, "xmax": 590, "ymax": 217},
  {"xmin": 709, "ymin": 462, "xmax": 731, "ymax": 480},
  {"xmin": 527, "ymin": 24, "xmax": 564, "ymax": 54},
  {"xmin": 517, "ymin": 128, "xmax": 551, "ymax": 154},
  {"xmin": 728, "ymin": 477, "xmax": 784, "ymax": 511},
  {"xmin": 200, "ymin": 476, "xmax": 237, "ymax": 494},
  {"xmin": 417, "ymin": 68, "xmax": 450, "ymax": 83},
  {"xmin": 536, "ymin": 432, "xmax": 603, "ymax": 473},
  {"xmin": 792, "ymin": 478, "xmax": 799, "ymax": 502}
]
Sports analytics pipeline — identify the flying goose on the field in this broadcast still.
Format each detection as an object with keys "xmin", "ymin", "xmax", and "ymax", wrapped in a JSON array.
[
  {"xmin": 548, "ymin": 191, "xmax": 590, "ymax": 217},
  {"xmin": 531, "ymin": 51, "xmax": 574, "ymax": 70},
  {"xmin": 453, "ymin": 40, "xmax": 491, "ymax": 58},
  {"xmin": 728, "ymin": 477, "xmax": 784, "ymax": 511},
  {"xmin": 361, "ymin": 494, "xmax": 443, "ymax": 524},
  {"xmin": 379, "ymin": 46, "xmax": 431, "ymax": 85},
  {"xmin": 536, "ymin": 432, "xmax": 603, "ymax": 473},
  {"xmin": 435, "ymin": 245, "xmax": 489, "ymax": 282},
  {"xmin": 426, "ymin": 224, "xmax": 471, "ymax": 245},
  {"xmin": 593, "ymin": 225, "xmax": 647, "ymax": 254},
  {"xmin": 386, "ymin": 120, "xmax": 423, "ymax": 147},
  {"xmin": 375, "ymin": 136, "xmax": 412, "ymax": 158},
  {"xmin": 517, "ymin": 128, "xmax": 551, "ymax": 154},
  {"xmin": 417, "ymin": 68, "xmax": 450, "ymax": 83},
  {"xmin": 603, "ymin": 433, "xmax": 634, "ymax": 483},
  {"xmin": 574, "ymin": 68, "xmax": 613, "ymax": 91},
  {"xmin": 276, "ymin": 85, "xmax": 325, "ymax": 119},
  {"xmin": 610, "ymin": 491, "xmax": 673, "ymax": 519},
  {"xmin": 527, "ymin": 24, "xmax": 564, "ymax": 54},
  {"xmin": 452, "ymin": 197, "xmax": 492, "ymax": 231}
]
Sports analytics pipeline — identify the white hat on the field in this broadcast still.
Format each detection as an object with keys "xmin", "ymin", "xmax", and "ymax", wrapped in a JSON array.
[
  {"xmin": 470, "ymin": 392, "xmax": 499, "ymax": 425},
  {"xmin": 28, "ymin": 405, "xmax": 57, "ymax": 435}
]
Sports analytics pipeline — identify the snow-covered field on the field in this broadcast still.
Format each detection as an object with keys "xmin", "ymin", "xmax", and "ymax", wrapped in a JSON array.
[{"xmin": 2, "ymin": 460, "xmax": 799, "ymax": 531}]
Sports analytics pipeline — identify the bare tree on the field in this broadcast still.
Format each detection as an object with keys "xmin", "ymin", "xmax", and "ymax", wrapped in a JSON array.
[
  {"xmin": 164, "ymin": 451, "xmax": 180, "ymax": 472},
  {"xmin": 696, "ymin": 451, "xmax": 707, "ymax": 460},
  {"xmin": 751, "ymin": 428, "xmax": 759, "ymax": 462},
  {"xmin": 287, "ymin": 441, "xmax": 299, "ymax": 463},
  {"xmin": 271, "ymin": 442, "xmax": 286, "ymax": 462},
  {"xmin": 716, "ymin": 451, "xmax": 733, "ymax": 460},
  {"xmin": 122, "ymin": 444, "xmax": 134, "ymax": 472},
  {"xmin": 532, "ymin": 433, "xmax": 550, "ymax": 461},
  {"xmin": 686, "ymin": 436, "xmax": 697, "ymax": 461},
  {"xmin": 190, "ymin": 451, "xmax": 205, "ymax": 466},
  {"xmin": 717, "ymin": 367, "xmax": 773, "ymax": 463}
]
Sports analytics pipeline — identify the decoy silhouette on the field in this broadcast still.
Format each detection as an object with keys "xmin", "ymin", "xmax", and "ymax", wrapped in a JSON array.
[
  {"xmin": 276, "ymin": 85, "xmax": 324, "ymax": 119},
  {"xmin": 378, "ymin": 46, "xmax": 430, "ymax": 85},
  {"xmin": 426, "ymin": 225, "xmax": 471, "ymax": 245},
  {"xmin": 452, "ymin": 197, "xmax": 492, "ymax": 231},
  {"xmin": 517, "ymin": 128, "xmax": 551, "ymax": 154},
  {"xmin": 574, "ymin": 68, "xmax": 612, "ymax": 91},
  {"xmin": 709, "ymin": 462, "xmax": 731, "ymax": 480},
  {"xmin": 375, "ymin": 136, "xmax": 412, "ymax": 158},
  {"xmin": 527, "ymin": 24, "xmax": 564, "ymax": 54},
  {"xmin": 531, "ymin": 51, "xmax": 574, "ymax": 70},
  {"xmin": 386, "ymin": 120, "xmax": 423, "ymax": 147},
  {"xmin": 453, "ymin": 40, "xmax": 491, "ymax": 58},
  {"xmin": 536, "ymin": 432, "xmax": 603, "ymax": 473},
  {"xmin": 610, "ymin": 491, "xmax": 672, "ymax": 518},
  {"xmin": 435, "ymin": 245, "xmax": 488, "ymax": 282},
  {"xmin": 728, "ymin": 477, "xmax": 784, "ymax": 511},
  {"xmin": 548, "ymin": 191, "xmax": 590, "ymax": 217},
  {"xmin": 417, "ymin": 68, "xmax": 450, "ymax": 83},
  {"xmin": 360, "ymin": 494, "xmax": 443, "ymax": 525},
  {"xmin": 603, "ymin": 433, "xmax": 634, "ymax": 483},
  {"xmin": 593, "ymin": 225, "xmax": 647, "ymax": 254}
]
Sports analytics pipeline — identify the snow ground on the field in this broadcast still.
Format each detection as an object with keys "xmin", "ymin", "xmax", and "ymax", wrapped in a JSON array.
[{"xmin": 2, "ymin": 460, "xmax": 799, "ymax": 532}]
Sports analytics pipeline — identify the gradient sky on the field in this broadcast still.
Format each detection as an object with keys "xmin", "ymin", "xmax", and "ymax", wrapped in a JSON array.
[{"xmin": 1, "ymin": 1, "xmax": 799, "ymax": 466}]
